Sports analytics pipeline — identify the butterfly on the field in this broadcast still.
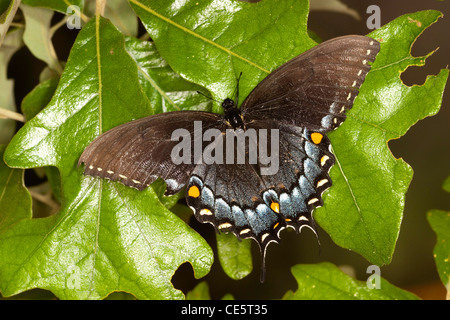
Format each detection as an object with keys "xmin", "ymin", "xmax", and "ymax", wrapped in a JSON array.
[{"xmin": 79, "ymin": 35, "xmax": 380, "ymax": 282}]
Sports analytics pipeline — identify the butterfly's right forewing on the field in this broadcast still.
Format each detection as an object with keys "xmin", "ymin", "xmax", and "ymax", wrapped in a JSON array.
[{"xmin": 241, "ymin": 35, "xmax": 380, "ymax": 132}]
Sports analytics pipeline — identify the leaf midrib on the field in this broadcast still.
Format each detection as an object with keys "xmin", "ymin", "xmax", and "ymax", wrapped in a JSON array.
[
  {"xmin": 112, "ymin": 183, "xmax": 179, "ymax": 299},
  {"xmin": 95, "ymin": 14, "xmax": 103, "ymax": 135},
  {"xmin": 331, "ymin": 145, "xmax": 380, "ymax": 260}
]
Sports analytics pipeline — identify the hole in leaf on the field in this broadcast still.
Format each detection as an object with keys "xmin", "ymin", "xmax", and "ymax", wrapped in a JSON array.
[
  {"xmin": 104, "ymin": 291, "xmax": 137, "ymax": 300},
  {"xmin": 25, "ymin": 167, "xmax": 61, "ymax": 218},
  {"xmin": 171, "ymin": 261, "xmax": 197, "ymax": 296}
]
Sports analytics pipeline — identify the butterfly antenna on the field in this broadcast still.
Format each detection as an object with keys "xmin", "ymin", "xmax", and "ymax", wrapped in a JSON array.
[
  {"xmin": 196, "ymin": 90, "xmax": 221, "ymax": 103},
  {"xmin": 234, "ymin": 72, "xmax": 243, "ymax": 106}
]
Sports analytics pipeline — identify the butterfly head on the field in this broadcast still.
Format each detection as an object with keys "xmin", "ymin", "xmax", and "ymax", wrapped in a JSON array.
[
  {"xmin": 222, "ymin": 98, "xmax": 245, "ymax": 129},
  {"xmin": 221, "ymin": 98, "xmax": 236, "ymax": 111}
]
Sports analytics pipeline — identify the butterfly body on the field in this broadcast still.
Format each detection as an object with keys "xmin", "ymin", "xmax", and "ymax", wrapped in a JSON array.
[
  {"xmin": 79, "ymin": 35, "xmax": 380, "ymax": 282},
  {"xmin": 222, "ymin": 98, "xmax": 245, "ymax": 129}
]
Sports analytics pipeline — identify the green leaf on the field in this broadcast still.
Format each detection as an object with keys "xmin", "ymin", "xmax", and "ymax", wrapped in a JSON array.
[
  {"xmin": 124, "ymin": 36, "xmax": 212, "ymax": 114},
  {"xmin": 21, "ymin": 3, "xmax": 63, "ymax": 74},
  {"xmin": 1, "ymin": 16, "xmax": 213, "ymax": 299},
  {"xmin": 0, "ymin": 145, "xmax": 32, "ymax": 231},
  {"xmin": 0, "ymin": 0, "xmax": 20, "ymax": 46},
  {"xmin": 21, "ymin": 0, "xmax": 84, "ymax": 14},
  {"xmin": 21, "ymin": 77, "xmax": 59, "ymax": 121},
  {"xmin": 123, "ymin": 36, "xmax": 213, "ymax": 210},
  {"xmin": 216, "ymin": 233, "xmax": 252, "ymax": 280},
  {"xmin": 130, "ymin": 0, "xmax": 316, "ymax": 112},
  {"xmin": 1, "ymin": 0, "xmax": 448, "ymax": 299},
  {"xmin": 442, "ymin": 176, "xmax": 450, "ymax": 193},
  {"xmin": 428, "ymin": 210, "xmax": 450, "ymax": 295},
  {"xmin": 185, "ymin": 280, "xmax": 234, "ymax": 300},
  {"xmin": 315, "ymin": 10, "xmax": 449, "ymax": 265},
  {"xmin": 427, "ymin": 177, "xmax": 450, "ymax": 297},
  {"xmin": 186, "ymin": 281, "xmax": 211, "ymax": 300},
  {"xmin": 283, "ymin": 262, "xmax": 419, "ymax": 300}
]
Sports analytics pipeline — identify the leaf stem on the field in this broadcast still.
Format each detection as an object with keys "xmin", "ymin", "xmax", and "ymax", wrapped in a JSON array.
[
  {"xmin": 63, "ymin": 0, "xmax": 90, "ymax": 23},
  {"xmin": 9, "ymin": 22, "xmax": 25, "ymax": 28},
  {"xmin": 29, "ymin": 189, "xmax": 60, "ymax": 213},
  {"xmin": 96, "ymin": 0, "xmax": 106, "ymax": 16},
  {"xmin": 95, "ymin": 14, "xmax": 102, "ymax": 134},
  {"xmin": 49, "ymin": 15, "xmax": 69, "ymax": 37},
  {"xmin": 0, "ymin": 107, "xmax": 25, "ymax": 122}
]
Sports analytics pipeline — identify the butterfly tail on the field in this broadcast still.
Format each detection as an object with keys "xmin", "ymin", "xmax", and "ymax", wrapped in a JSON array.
[
  {"xmin": 259, "ymin": 246, "xmax": 267, "ymax": 283},
  {"xmin": 258, "ymin": 235, "xmax": 277, "ymax": 283}
]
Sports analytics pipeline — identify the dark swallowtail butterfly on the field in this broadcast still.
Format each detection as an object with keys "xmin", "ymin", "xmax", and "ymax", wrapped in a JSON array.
[{"xmin": 79, "ymin": 35, "xmax": 380, "ymax": 282}]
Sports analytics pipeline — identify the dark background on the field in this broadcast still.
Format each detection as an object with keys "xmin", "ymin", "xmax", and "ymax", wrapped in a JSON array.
[{"xmin": 7, "ymin": 0, "xmax": 450, "ymax": 300}]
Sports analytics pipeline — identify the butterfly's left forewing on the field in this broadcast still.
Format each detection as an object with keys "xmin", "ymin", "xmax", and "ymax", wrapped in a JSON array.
[{"xmin": 79, "ymin": 111, "xmax": 223, "ymax": 195}]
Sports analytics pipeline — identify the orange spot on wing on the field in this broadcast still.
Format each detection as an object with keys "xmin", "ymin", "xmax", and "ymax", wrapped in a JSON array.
[
  {"xmin": 188, "ymin": 185, "xmax": 200, "ymax": 198},
  {"xmin": 270, "ymin": 201, "xmax": 280, "ymax": 214},
  {"xmin": 311, "ymin": 132, "xmax": 323, "ymax": 144}
]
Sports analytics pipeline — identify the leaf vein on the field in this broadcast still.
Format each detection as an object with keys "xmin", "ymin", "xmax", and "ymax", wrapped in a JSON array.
[
  {"xmin": 129, "ymin": 0, "xmax": 269, "ymax": 73},
  {"xmin": 332, "ymin": 145, "xmax": 378, "ymax": 256}
]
